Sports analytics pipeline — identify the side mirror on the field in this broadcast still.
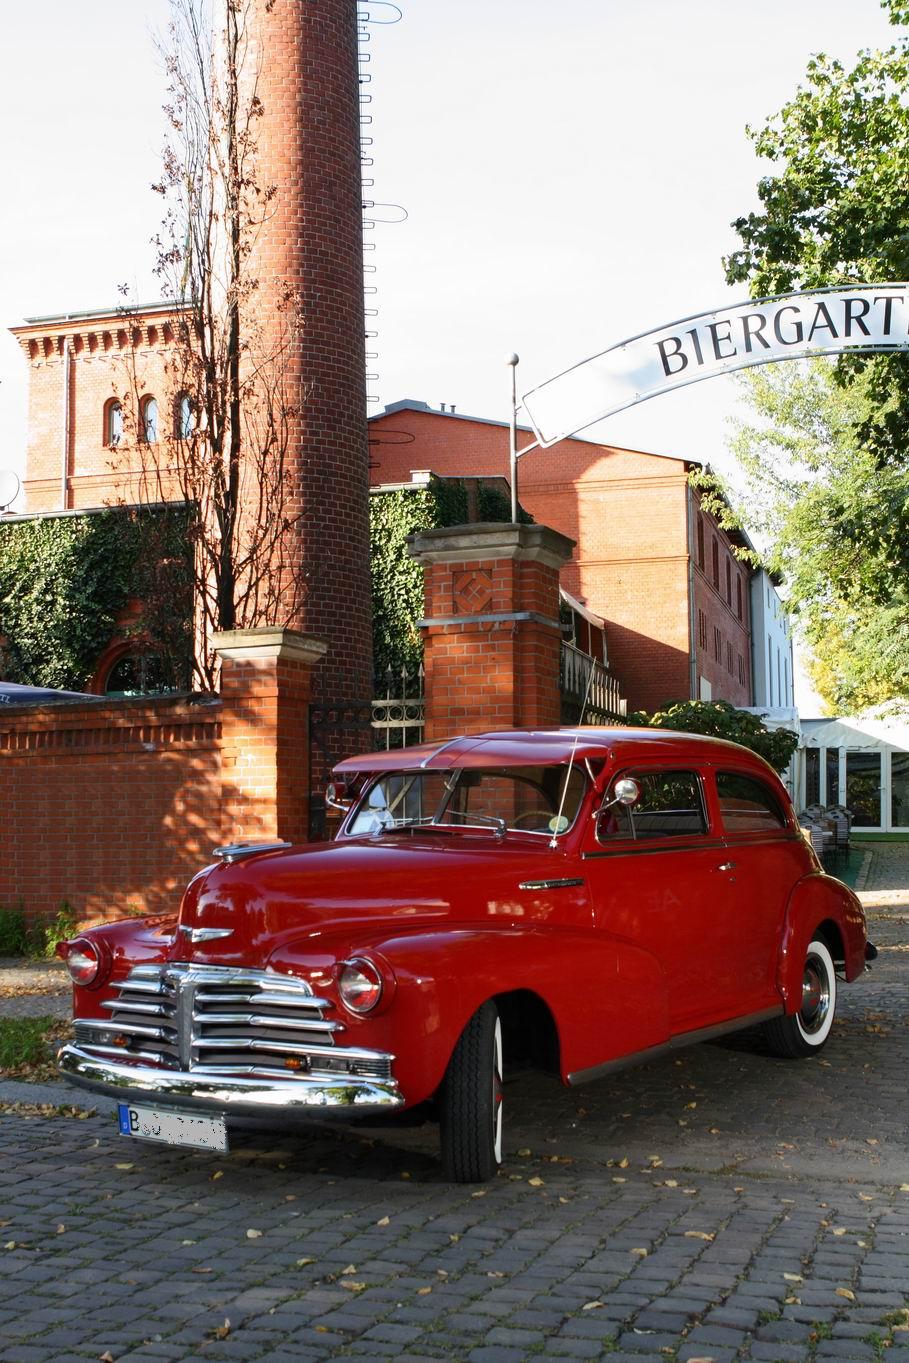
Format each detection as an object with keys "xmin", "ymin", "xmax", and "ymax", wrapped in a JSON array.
[
  {"xmin": 325, "ymin": 780, "xmax": 353, "ymax": 813},
  {"xmin": 594, "ymin": 776, "xmax": 642, "ymax": 821},
  {"xmin": 613, "ymin": 777, "xmax": 641, "ymax": 807}
]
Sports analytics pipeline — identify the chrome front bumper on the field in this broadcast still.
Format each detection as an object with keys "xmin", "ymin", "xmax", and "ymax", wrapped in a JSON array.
[{"xmin": 58, "ymin": 1044, "xmax": 405, "ymax": 1118}]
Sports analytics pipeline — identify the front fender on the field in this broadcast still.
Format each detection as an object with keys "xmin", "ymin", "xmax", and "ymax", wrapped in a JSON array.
[
  {"xmin": 778, "ymin": 872, "xmax": 868, "ymax": 1012},
  {"xmin": 298, "ymin": 926, "xmax": 667, "ymax": 1105}
]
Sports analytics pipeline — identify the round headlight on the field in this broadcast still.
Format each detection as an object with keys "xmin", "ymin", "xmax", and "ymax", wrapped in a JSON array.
[
  {"xmin": 63, "ymin": 938, "xmax": 102, "ymax": 987},
  {"xmin": 338, "ymin": 958, "xmax": 383, "ymax": 1014}
]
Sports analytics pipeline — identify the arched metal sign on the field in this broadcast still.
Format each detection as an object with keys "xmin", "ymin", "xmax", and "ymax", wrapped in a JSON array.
[{"xmin": 520, "ymin": 284, "xmax": 909, "ymax": 449}]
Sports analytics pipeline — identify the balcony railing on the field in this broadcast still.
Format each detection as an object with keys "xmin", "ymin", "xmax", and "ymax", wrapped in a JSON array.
[{"xmin": 560, "ymin": 642, "xmax": 627, "ymax": 725}]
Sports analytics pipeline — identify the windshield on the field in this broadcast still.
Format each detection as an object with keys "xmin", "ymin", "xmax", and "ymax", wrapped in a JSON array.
[{"xmin": 346, "ymin": 764, "xmax": 589, "ymax": 838}]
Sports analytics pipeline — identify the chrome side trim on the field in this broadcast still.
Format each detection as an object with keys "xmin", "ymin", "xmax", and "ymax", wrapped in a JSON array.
[
  {"xmin": 518, "ymin": 877, "xmax": 585, "ymax": 891},
  {"xmin": 566, "ymin": 1006, "xmax": 784, "ymax": 1086},
  {"xmin": 58, "ymin": 1045, "xmax": 403, "ymax": 1115}
]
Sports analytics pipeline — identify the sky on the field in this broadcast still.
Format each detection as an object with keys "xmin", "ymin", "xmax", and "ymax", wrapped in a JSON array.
[{"xmin": 0, "ymin": 0, "xmax": 900, "ymax": 708}]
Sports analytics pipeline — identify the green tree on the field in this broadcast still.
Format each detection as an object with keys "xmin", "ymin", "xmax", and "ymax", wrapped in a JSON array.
[
  {"xmin": 724, "ymin": 0, "xmax": 909, "ymax": 466},
  {"xmin": 628, "ymin": 699, "xmax": 799, "ymax": 774},
  {"xmin": 727, "ymin": 360, "xmax": 909, "ymax": 711},
  {"xmin": 723, "ymin": 1, "xmax": 909, "ymax": 709}
]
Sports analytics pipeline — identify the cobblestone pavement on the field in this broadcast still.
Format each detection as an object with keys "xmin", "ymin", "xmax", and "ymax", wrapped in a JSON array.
[{"xmin": 1, "ymin": 852, "xmax": 908, "ymax": 1363}]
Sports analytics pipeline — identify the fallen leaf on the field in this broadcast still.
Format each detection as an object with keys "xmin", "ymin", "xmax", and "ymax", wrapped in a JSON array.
[
  {"xmin": 783, "ymin": 1273, "xmax": 803, "ymax": 1283},
  {"xmin": 528, "ymin": 1177, "xmax": 544, "ymax": 1187},
  {"xmin": 612, "ymin": 1177, "xmax": 626, "ymax": 1184},
  {"xmin": 866, "ymin": 1138, "xmax": 879, "ymax": 1146},
  {"xmin": 631, "ymin": 1247, "xmax": 648, "ymax": 1257},
  {"xmin": 295, "ymin": 1257, "xmax": 315, "ymax": 1267},
  {"xmin": 685, "ymin": 1231, "xmax": 715, "ymax": 1241},
  {"xmin": 114, "ymin": 1163, "xmax": 134, "ymax": 1171},
  {"xmin": 517, "ymin": 1147, "xmax": 532, "ymax": 1157},
  {"xmin": 210, "ymin": 1170, "xmax": 224, "ymax": 1181},
  {"xmin": 436, "ymin": 1269, "xmax": 448, "ymax": 1278},
  {"xmin": 56, "ymin": 1225, "xmax": 65, "ymax": 1234},
  {"xmin": 487, "ymin": 1271, "xmax": 505, "ymax": 1279},
  {"xmin": 191, "ymin": 1267, "xmax": 212, "ymax": 1275},
  {"xmin": 181, "ymin": 1239, "xmax": 196, "ymax": 1246},
  {"xmin": 376, "ymin": 1216, "xmax": 390, "ymax": 1227},
  {"xmin": 901, "ymin": 1184, "xmax": 909, "ymax": 1193},
  {"xmin": 858, "ymin": 1194, "xmax": 873, "ymax": 1202},
  {"xmin": 417, "ymin": 1286, "xmax": 432, "ymax": 1295},
  {"xmin": 785, "ymin": 1295, "xmax": 801, "ymax": 1305},
  {"xmin": 664, "ymin": 1179, "xmax": 679, "ymax": 1188},
  {"xmin": 449, "ymin": 1234, "xmax": 460, "ymax": 1243},
  {"xmin": 618, "ymin": 1156, "xmax": 629, "ymax": 1168},
  {"xmin": 340, "ymin": 1280, "xmax": 366, "ymax": 1292},
  {"xmin": 246, "ymin": 1229, "xmax": 263, "ymax": 1239},
  {"xmin": 582, "ymin": 1301, "xmax": 604, "ymax": 1311},
  {"xmin": 208, "ymin": 1320, "xmax": 231, "ymax": 1340},
  {"xmin": 3, "ymin": 1242, "xmax": 15, "ymax": 1251},
  {"xmin": 835, "ymin": 1288, "xmax": 855, "ymax": 1301},
  {"xmin": 708, "ymin": 1127, "xmax": 720, "ymax": 1135},
  {"xmin": 471, "ymin": 1189, "xmax": 486, "ymax": 1198},
  {"xmin": 99, "ymin": 1353, "xmax": 115, "ymax": 1362},
  {"xmin": 341, "ymin": 1264, "xmax": 357, "ymax": 1275}
]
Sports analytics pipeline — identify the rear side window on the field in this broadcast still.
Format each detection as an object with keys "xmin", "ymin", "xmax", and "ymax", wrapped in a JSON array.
[
  {"xmin": 598, "ymin": 769, "xmax": 707, "ymax": 841},
  {"xmin": 716, "ymin": 771, "xmax": 788, "ymax": 833}
]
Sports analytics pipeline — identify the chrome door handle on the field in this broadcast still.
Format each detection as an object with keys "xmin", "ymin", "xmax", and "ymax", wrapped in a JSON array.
[{"xmin": 717, "ymin": 861, "xmax": 736, "ymax": 872}]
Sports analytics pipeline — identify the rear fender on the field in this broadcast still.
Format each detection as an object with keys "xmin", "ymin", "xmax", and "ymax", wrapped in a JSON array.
[{"xmin": 778, "ymin": 873, "xmax": 868, "ymax": 1012}]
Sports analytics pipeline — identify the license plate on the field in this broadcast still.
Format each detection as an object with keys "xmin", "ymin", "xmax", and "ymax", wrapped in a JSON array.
[{"xmin": 117, "ymin": 1102, "xmax": 228, "ymax": 1152}]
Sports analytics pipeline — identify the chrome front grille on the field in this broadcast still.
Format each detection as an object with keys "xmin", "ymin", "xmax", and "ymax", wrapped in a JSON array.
[{"xmin": 74, "ymin": 963, "xmax": 392, "ymax": 1083}]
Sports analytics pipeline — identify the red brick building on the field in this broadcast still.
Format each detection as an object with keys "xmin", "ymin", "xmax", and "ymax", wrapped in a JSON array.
[{"xmin": 369, "ymin": 400, "xmax": 753, "ymax": 713}]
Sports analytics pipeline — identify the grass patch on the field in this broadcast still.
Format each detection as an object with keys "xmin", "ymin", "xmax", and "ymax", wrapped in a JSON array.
[{"xmin": 0, "ymin": 1015, "xmax": 72, "ymax": 1079}]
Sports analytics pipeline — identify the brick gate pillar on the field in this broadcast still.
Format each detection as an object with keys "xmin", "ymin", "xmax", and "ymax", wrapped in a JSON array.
[
  {"xmin": 214, "ymin": 628, "xmax": 327, "ymax": 846},
  {"xmin": 408, "ymin": 523, "xmax": 575, "ymax": 741}
]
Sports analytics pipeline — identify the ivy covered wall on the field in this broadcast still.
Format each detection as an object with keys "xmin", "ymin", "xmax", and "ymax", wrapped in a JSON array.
[
  {"xmin": 0, "ymin": 505, "xmax": 193, "ymax": 692},
  {"xmin": 370, "ymin": 477, "xmax": 520, "ymax": 683},
  {"xmin": 0, "ymin": 481, "xmax": 517, "ymax": 696}
]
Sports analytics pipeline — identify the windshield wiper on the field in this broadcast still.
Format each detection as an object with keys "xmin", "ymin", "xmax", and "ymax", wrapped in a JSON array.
[{"xmin": 443, "ymin": 810, "xmax": 507, "ymax": 838}]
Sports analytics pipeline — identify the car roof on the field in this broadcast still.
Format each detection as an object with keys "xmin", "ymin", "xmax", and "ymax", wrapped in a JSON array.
[{"xmin": 334, "ymin": 727, "xmax": 770, "ymax": 774}]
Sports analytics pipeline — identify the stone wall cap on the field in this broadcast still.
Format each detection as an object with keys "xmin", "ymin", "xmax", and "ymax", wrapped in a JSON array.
[
  {"xmin": 212, "ymin": 628, "xmax": 329, "ymax": 665},
  {"xmin": 407, "ymin": 521, "xmax": 575, "ymax": 568}
]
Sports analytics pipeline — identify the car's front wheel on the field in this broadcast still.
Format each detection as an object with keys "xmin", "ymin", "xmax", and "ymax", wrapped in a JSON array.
[
  {"xmin": 761, "ymin": 938, "xmax": 837, "ymax": 1058},
  {"xmin": 439, "ymin": 1001, "xmax": 503, "ymax": 1183}
]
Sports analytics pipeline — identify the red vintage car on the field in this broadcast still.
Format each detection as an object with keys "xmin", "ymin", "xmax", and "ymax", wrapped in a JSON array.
[{"xmin": 58, "ymin": 727, "xmax": 872, "ymax": 1181}]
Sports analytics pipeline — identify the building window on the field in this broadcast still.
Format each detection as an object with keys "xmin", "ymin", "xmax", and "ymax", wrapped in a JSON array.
[
  {"xmin": 712, "ymin": 538, "xmax": 720, "ymax": 590},
  {"xmin": 698, "ymin": 609, "xmax": 707, "ymax": 650},
  {"xmin": 737, "ymin": 653, "xmax": 745, "ymax": 684},
  {"xmin": 725, "ymin": 558, "xmax": 732, "ymax": 605},
  {"xmin": 726, "ymin": 641, "xmax": 734, "ymax": 673},
  {"xmin": 736, "ymin": 576, "xmax": 743, "ymax": 620},
  {"xmin": 697, "ymin": 515, "xmax": 705, "ymax": 570},
  {"xmin": 175, "ymin": 393, "xmax": 195, "ymax": 439},
  {"xmin": 104, "ymin": 399, "xmax": 123, "ymax": 447},
  {"xmin": 140, "ymin": 395, "xmax": 158, "ymax": 443},
  {"xmin": 713, "ymin": 626, "xmax": 722, "ymax": 662}
]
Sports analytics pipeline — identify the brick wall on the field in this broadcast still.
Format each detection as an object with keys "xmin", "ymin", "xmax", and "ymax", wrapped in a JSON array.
[
  {"xmin": 0, "ymin": 695, "xmax": 222, "ymax": 927},
  {"xmin": 0, "ymin": 628, "xmax": 324, "ymax": 931}
]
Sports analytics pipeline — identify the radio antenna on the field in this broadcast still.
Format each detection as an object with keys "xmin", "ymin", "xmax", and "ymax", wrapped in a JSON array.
[{"xmin": 549, "ymin": 659, "xmax": 596, "ymax": 849}]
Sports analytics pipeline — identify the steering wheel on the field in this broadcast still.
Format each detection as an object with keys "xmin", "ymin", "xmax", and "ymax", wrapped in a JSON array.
[{"xmin": 511, "ymin": 810, "xmax": 554, "ymax": 830}]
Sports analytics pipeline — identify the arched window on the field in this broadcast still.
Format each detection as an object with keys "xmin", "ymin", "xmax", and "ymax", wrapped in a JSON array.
[
  {"xmin": 104, "ymin": 399, "xmax": 124, "ymax": 447},
  {"xmin": 140, "ymin": 395, "xmax": 158, "ymax": 443},
  {"xmin": 104, "ymin": 650, "xmax": 180, "ymax": 697},
  {"xmin": 175, "ymin": 393, "xmax": 195, "ymax": 439}
]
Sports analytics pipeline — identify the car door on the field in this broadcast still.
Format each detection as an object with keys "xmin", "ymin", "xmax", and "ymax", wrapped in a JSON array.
[
  {"xmin": 710, "ymin": 767, "xmax": 805, "ymax": 1015},
  {"xmin": 582, "ymin": 762, "xmax": 747, "ymax": 1040}
]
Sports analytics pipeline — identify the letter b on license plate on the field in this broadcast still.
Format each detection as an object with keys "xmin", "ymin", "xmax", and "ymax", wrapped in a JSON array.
[{"xmin": 117, "ymin": 1102, "xmax": 228, "ymax": 1152}]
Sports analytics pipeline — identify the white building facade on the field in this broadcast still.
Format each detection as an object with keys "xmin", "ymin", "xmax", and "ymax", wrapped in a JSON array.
[{"xmin": 750, "ymin": 570, "xmax": 794, "ymax": 710}]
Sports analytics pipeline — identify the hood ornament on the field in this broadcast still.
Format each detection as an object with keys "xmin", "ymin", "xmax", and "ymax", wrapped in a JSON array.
[{"xmin": 212, "ymin": 841, "xmax": 292, "ymax": 863}]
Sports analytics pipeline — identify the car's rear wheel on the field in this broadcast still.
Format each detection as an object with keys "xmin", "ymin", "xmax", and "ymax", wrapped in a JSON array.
[
  {"xmin": 761, "ymin": 938, "xmax": 837, "ymax": 1058},
  {"xmin": 439, "ymin": 1001, "xmax": 503, "ymax": 1183}
]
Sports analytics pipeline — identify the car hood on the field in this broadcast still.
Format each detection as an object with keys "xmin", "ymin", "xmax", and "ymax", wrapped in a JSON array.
[{"xmin": 174, "ymin": 834, "xmax": 577, "ymax": 964}]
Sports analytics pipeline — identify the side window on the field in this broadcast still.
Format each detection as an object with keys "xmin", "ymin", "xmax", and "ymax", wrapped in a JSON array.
[
  {"xmin": 598, "ymin": 769, "xmax": 707, "ymax": 841},
  {"xmin": 716, "ymin": 771, "xmax": 788, "ymax": 833}
]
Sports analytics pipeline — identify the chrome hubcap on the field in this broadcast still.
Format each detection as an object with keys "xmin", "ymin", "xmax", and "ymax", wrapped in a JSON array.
[{"xmin": 800, "ymin": 957, "xmax": 831, "ymax": 1034}]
